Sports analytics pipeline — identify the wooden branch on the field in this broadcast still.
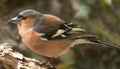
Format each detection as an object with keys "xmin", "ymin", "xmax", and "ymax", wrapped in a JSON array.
[{"xmin": 0, "ymin": 43, "xmax": 47, "ymax": 69}]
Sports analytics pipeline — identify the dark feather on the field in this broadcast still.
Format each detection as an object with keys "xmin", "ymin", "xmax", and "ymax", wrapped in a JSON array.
[
  {"xmin": 33, "ymin": 25, "xmax": 58, "ymax": 39},
  {"xmin": 79, "ymin": 35, "xmax": 120, "ymax": 51},
  {"xmin": 50, "ymin": 22, "xmax": 86, "ymax": 39}
]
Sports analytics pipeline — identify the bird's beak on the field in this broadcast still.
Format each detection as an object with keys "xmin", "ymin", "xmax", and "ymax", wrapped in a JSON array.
[{"xmin": 9, "ymin": 17, "xmax": 20, "ymax": 24}]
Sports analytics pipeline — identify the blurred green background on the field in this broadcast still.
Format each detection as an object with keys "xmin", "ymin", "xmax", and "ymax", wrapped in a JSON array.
[{"xmin": 0, "ymin": 0, "xmax": 120, "ymax": 69}]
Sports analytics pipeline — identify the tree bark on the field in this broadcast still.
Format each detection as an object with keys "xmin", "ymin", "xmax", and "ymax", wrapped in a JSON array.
[{"xmin": 0, "ymin": 43, "xmax": 48, "ymax": 69}]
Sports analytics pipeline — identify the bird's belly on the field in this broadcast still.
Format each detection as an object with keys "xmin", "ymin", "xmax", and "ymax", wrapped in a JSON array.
[
  {"xmin": 30, "ymin": 40, "xmax": 71, "ymax": 57},
  {"xmin": 20, "ymin": 30, "xmax": 72, "ymax": 57}
]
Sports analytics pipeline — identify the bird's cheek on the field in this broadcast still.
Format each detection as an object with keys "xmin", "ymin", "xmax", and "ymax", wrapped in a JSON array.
[
  {"xmin": 27, "ymin": 19, "xmax": 34, "ymax": 24},
  {"xmin": 20, "ymin": 20, "xmax": 28, "ymax": 25},
  {"xmin": 22, "ymin": 19, "xmax": 30, "ymax": 24}
]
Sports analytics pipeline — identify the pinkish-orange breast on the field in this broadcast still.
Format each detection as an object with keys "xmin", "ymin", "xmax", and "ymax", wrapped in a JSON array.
[{"xmin": 18, "ymin": 26, "xmax": 73, "ymax": 57}]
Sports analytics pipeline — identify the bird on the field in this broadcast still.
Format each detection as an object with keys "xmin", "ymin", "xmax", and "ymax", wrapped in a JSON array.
[{"xmin": 9, "ymin": 9, "xmax": 120, "ymax": 67}]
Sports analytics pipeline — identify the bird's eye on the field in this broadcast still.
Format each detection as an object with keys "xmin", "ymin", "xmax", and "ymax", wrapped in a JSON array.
[
  {"xmin": 22, "ymin": 17, "xmax": 27, "ymax": 19},
  {"xmin": 18, "ymin": 15, "xmax": 27, "ymax": 20}
]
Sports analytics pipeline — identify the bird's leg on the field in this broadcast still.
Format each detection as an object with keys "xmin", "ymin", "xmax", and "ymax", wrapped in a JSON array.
[
  {"xmin": 40, "ymin": 57, "xmax": 56, "ymax": 69},
  {"xmin": 27, "ymin": 56, "xmax": 56, "ymax": 69}
]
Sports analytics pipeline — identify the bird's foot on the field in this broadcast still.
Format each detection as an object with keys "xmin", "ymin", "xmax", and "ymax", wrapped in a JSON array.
[{"xmin": 40, "ymin": 62, "xmax": 56, "ymax": 69}]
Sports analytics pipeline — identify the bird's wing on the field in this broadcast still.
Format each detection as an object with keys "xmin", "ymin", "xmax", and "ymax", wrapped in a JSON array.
[
  {"xmin": 33, "ymin": 22, "xmax": 86, "ymax": 40},
  {"xmin": 33, "ymin": 21, "xmax": 120, "ymax": 51},
  {"xmin": 50, "ymin": 22, "xmax": 86, "ymax": 39}
]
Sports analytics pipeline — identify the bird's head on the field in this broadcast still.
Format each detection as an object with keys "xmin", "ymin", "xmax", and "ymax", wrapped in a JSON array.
[{"xmin": 9, "ymin": 9, "xmax": 44, "ymax": 28}]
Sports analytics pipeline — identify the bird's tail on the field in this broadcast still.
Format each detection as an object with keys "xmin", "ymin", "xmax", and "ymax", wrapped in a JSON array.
[
  {"xmin": 58, "ymin": 22, "xmax": 120, "ymax": 51},
  {"xmin": 79, "ymin": 35, "xmax": 120, "ymax": 51}
]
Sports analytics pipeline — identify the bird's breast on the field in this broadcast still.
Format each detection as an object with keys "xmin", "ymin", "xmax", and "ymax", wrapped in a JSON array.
[
  {"xmin": 19, "ymin": 29, "xmax": 43, "ymax": 47},
  {"xmin": 18, "ymin": 28, "xmax": 73, "ymax": 57}
]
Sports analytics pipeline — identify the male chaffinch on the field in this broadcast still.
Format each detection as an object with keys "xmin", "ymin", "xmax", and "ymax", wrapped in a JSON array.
[{"xmin": 9, "ymin": 9, "xmax": 120, "ymax": 62}]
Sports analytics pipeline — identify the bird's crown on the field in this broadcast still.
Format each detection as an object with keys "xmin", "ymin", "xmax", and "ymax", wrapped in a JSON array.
[{"xmin": 18, "ymin": 9, "xmax": 43, "ymax": 18}]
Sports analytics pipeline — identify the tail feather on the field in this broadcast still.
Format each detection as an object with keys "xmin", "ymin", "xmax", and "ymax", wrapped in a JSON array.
[
  {"xmin": 96, "ymin": 39, "xmax": 120, "ymax": 51},
  {"xmin": 80, "ymin": 35, "xmax": 120, "ymax": 51}
]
